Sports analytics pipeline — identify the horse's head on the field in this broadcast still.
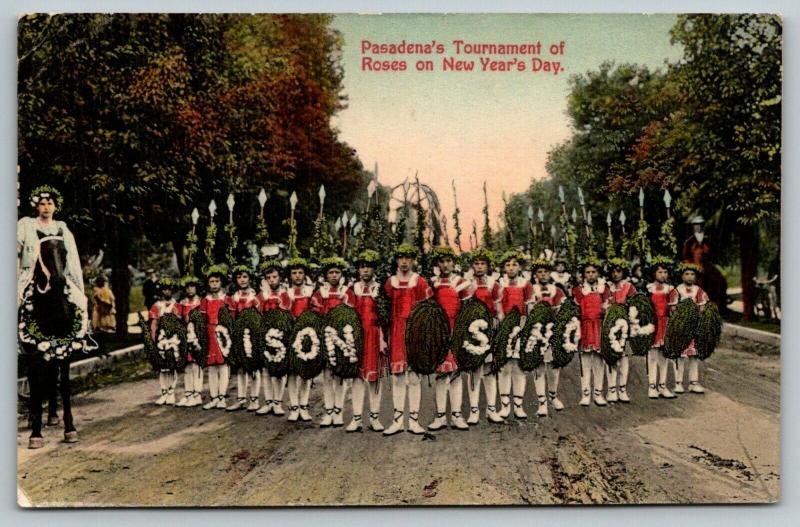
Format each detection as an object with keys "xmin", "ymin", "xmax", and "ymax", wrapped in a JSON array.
[{"xmin": 34, "ymin": 238, "xmax": 68, "ymax": 294}]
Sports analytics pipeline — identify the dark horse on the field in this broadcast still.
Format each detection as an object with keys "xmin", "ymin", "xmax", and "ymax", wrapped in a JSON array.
[{"xmin": 23, "ymin": 227, "xmax": 79, "ymax": 449}]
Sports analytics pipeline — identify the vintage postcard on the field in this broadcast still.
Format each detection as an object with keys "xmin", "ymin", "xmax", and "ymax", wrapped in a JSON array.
[{"xmin": 16, "ymin": 13, "xmax": 781, "ymax": 506}]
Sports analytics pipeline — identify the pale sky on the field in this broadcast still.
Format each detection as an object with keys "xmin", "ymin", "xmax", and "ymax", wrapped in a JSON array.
[{"xmin": 330, "ymin": 14, "xmax": 682, "ymax": 243}]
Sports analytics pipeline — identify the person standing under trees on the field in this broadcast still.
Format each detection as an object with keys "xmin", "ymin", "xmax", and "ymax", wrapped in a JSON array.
[
  {"xmin": 91, "ymin": 276, "xmax": 116, "ymax": 335},
  {"xmin": 142, "ymin": 268, "xmax": 159, "ymax": 311},
  {"xmin": 682, "ymin": 218, "xmax": 727, "ymax": 309}
]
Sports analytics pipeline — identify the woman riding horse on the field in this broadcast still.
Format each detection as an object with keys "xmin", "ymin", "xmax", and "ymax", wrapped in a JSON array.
[{"xmin": 17, "ymin": 185, "xmax": 88, "ymax": 449}]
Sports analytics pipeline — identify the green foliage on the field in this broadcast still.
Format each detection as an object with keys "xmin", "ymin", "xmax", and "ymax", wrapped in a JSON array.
[
  {"xmin": 323, "ymin": 305, "xmax": 363, "ymax": 379},
  {"xmin": 405, "ymin": 299, "xmax": 451, "ymax": 375},
  {"xmin": 139, "ymin": 314, "xmax": 159, "ymax": 370},
  {"xmin": 632, "ymin": 219, "xmax": 652, "ymax": 263},
  {"xmin": 288, "ymin": 310, "xmax": 325, "ymax": 380},
  {"xmin": 627, "ymin": 293, "xmax": 656, "ymax": 356},
  {"xmin": 664, "ymin": 298, "xmax": 700, "ymax": 359},
  {"xmin": 695, "ymin": 303, "xmax": 723, "ymax": 360},
  {"xmin": 204, "ymin": 222, "xmax": 218, "ymax": 271},
  {"xmin": 491, "ymin": 309, "xmax": 521, "ymax": 373},
  {"xmin": 156, "ymin": 313, "xmax": 187, "ymax": 371},
  {"xmin": 605, "ymin": 230, "xmax": 616, "ymax": 259},
  {"xmin": 550, "ymin": 300, "xmax": 580, "ymax": 369},
  {"xmin": 310, "ymin": 213, "xmax": 337, "ymax": 261},
  {"xmin": 261, "ymin": 308, "xmax": 293, "ymax": 377},
  {"xmin": 231, "ymin": 307, "xmax": 264, "ymax": 373},
  {"xmin": 187, "ymin": 307, "xmax": 208, "ymax": 368},
  {"xmin": 481, "ymin": 183, "xmax": 493, "ymax": 249},
  {"xmin": 451, "ymin": 298, "xmax": 492, "ymax": 373},
  {"xmin": 659, "ymin": 216, "xmax": 677, "ymax": 259},
  {"xmin": 519, "ymin": 303, "xmax": 556, "ymax": 371},
  {"xmin": 601, "ymin": 303, "xmax": 629, "ymax": 367},
  {"xmin": 224, "ymin": 223, "xmax": 238, "ymax": 268},
  {"xmin": 254, "ymin": 216, "xmax": 269, "ymax": 248}
]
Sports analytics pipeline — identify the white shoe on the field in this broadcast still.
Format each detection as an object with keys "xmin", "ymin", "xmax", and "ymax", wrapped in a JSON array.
[
  {"xmin": 407, "ymin": 412, "xmax": 425, "ymax": 435},
  {"xmin": 689, "ymin": 381, "xmax": 705, "ymax": 394},
  {"xmin": 176, "ymin": 392, "xmax": 191, "ymax": 407},
  {"xmin": 216, "ymin": 396, "xmax": 228, "ymax": 409},
  {"xmin": 319, "ymin": 409, "xmax": 334, "ymax": 427},
  {"xmin": 648, "ymin": 384, "xmax": 659, "ymax": 399},
  {"xmin": 428, "ymin": 413, "xmax": 448, "ymax": 431},
  {"xmin": 383, "ymin": 410, "xmax": 404, "ymax": 436},
  {"xmin": 226, "ymin": 397, "xmax": 245, "ymax": 411},
  {"xmin": 202, "ymin": 397, "xmax": 218, "ymax": 410},
  {"xmin": 607, "ymin": 386, "xmax": 619, "ymax": 403},
  {"xmin": 549, "ymin": 392, "xmax": 565, "ymax": 411},
  {"xmin": 247, "ymin": 398, "xmax": 260, "ymax": 411},
  {"xmin": 487, "ymin": 405, "xmax": 504, "ymax": 423},
  {"xmin": 536, "ymin": 398, "xmax": 548, "ymax": 417},
  {"xmin": 618, "ymin": 386, "xmax": 631, "ymax": 403},
  {"xmin": 256, "ymin": 401, "xmax": 273, "ymax": 415},
  {"xmin": 498, "ymin": 395, "xmax": 512, "ymax": 419},
  {"xmin": 287, "ymin": 406, "xmax": 299, "ymax": 422},
  {"xmin": 451, "ymin": 412, "xmax": 469, "ymax": 430},
  {"xmin": 165, "ymin": 390, "xmax": 176, "ymax": 406},
  {"xmin": 191, "ymin": 392, "xmax": 203, "ymax": 407},
  {"xmin": 155, "ymin": 390, "xmax": 168, "ymax": 406},
  {"xmin": 346, "ymin": 415, "xmax": 363, "ymax": 433},
  {"xmin": 333, "ymin": 407, "xmax": 344, "ymax": 427},
  {"xmin": 467, "ymin": 406, "xmax": 480, "ymax": 425},
  {"xmin": 658, "ymin": 384, "xmax": 676, "ymax": 399},
  {"xmin": 369, "ymin": 412, "xmax": 384, "ymax": 432},
  {"xmin": 272, "ymin": 402, "xmax": 285, "ymax": 416},
  {"xmin": 513, "ymin": 396, "xmax": 527, "ymax": 419},
  {"xmin": 593, "ymin": 390, "xmax": 607, "ymax": 407},
  {"xmin": 579, "ymin": 389, "xmax": 591, "ymax": 407},
  {"xmin": 298, "ymin": 405, "xmax": 312, "ymax": 422},
  {"xmin": 674, "ymin": 381, "xmax": 685, "ymax": 394}
]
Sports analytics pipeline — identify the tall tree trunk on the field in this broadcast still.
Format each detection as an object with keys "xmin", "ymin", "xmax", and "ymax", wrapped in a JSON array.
[
  {"xmin": 739, "ymin": 223, "xmax": 758, "ymax": 321},
  {"xmin": 112, "ymin": 222, "xmax": 132, "ymax": 338}
]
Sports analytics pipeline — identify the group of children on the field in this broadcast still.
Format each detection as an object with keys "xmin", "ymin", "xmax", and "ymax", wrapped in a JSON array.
[{"xmin": 147, "ymin": 245, "xmax": 711, "ymax": 435}]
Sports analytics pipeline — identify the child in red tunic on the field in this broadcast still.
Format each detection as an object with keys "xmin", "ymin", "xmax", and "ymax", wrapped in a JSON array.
[
  {"xmin": 312, "ymin": 257, "xmax": 356, "ymax": 428},
  {"xmin": 428, "ymin": 247, "xmax": 470, "ymax": 432},
  {"xmin": 149, "ymin": 277, "xmax": 180, "ymax": 405},
  {"xmin": 200, "ymin": 266, "xmax": 231, "ymax": 410},
  {"xmin": 530, "ymin": 260, "xmax": 566, "ymax": 416},
  {"xmin": 176, "ymin": 275, "xmax": 203, "ymax": 407},
  {"xmin": 646, "ymin": 259, "xmax": 676, "ymax": 399},
  {"xmin": 225, "ymin": 265, "xmax": 260, "ymax": 412},
  {"xmin": 382, "ymin": 245, "xmax": 433, "ymax": 436},
  {"xmin": 256, "ymin": 260, "xmax": 291, "ymax": 416},
  {"xmin": 572, "ymin": 261, "xmax": 611, "ymax": 407},
  {"xmin": 461, "ymin": 248, "xmax": 500, "ymax": 425},
  {"xmin": 285, "ymin": 258, "xmax": 316, "ymax": 423},
  {"xmin": 346, "ymin": 250, "xmax": 386, "ymax": 433},
  {"xmin": 670, "ymin": 263, "xmax": 710, "ymax": 394},
  {"xmin": 605, "ymin": 259, "xmax": 638, "ymax": 403},
  {"xmin": 495, "ymin": 250, "xmax": 534, "ymax": 421}
]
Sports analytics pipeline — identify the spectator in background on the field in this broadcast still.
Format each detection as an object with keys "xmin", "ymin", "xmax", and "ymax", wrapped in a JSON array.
[
  {"xmin": 142, "ymin": 268, "xmax": 158, "ymax": 311},
  {"xmin": 91, "ymin": 276, "xmax": 116, "ymax": 334}
]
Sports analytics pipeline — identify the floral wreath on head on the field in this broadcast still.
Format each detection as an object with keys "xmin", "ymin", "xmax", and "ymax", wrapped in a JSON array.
[
  {"xmin": 354, "ymin": 249, "xmax": 381, "ymax": 268},
  {"xmin": 531, "ymin": 258, "xmax": 553, "ymax": 272},
  {"xmin": 498, "ymin": 249, "xmax": 527, "ymax": 268},
  {"xmin": 231, "ymin": 264, "xmax": 253, "ymax": 277},
  {"xmin": 579, "ymin": 256, "xmax": 605, "ymax": 272},
  {"xmin": 204, "ymin": 263, "xmax": 229, "ymax": 281},
  {"xmin": 158, "ymin": 277, "xmax": 178, "ymax": 290},
  {"xmin": 431, "ymin": 245, "xmax": 457, "ymax": 262},
  {"xmin": 648, "ymin": 255, "xmax": 674, "ymax": 275},
  {"xmin": 29, "ymin": 185, "xmax": 62, "ymax": 209},
  {"xmin": 320, "ymin": 256, "xmax": 349, "ymax": 274},
  {"xmin": 179, "ymin": 275, "xmax": 201, "ymax": 288},
  {"xmin": 393, "ymin": 244, "xmax": 418, "ymax": 260},
  {"xmin": 259, "ymin": 259, "xmax": 283, "ymax": 275},
  {"xmin": 286, "ymin": 257, "xmax": 310, "ymax": 272},
  {"xmin": 470, "ymin": 247, "xmax": 495, "ymax": 267},
  {"xmin": 605, "ymin": 257, "xmax": 629, "ymax": 275},
  {"xmin": 677, "ymin": 262, "xmax": 703, "ymax": 275}
]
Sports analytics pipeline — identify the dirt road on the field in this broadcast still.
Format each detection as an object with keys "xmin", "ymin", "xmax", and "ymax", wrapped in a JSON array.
[{"xmin": 17, "ymin": 346, "xmax": 780, "ymax": 506}]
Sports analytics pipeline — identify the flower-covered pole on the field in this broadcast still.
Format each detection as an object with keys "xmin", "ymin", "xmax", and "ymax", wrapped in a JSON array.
[
  {"xmin": 660, "ymin": 189, "xmax": 677, "ymax": 259},
  {"xmin": 255, "ymin": 188, "xmax": 269, "ymax": 249},
  {"xmin": 185, "ymin": 207, "xmax": 200, "ymax": 275},
  {"xmin": 204, "ymin": 199, "xmax": 218, "ymax": 270},
  {"xmin": 452, "ymin": 180, "xmax": 463, "ymax": 252},
  {"xmin": 288, "ymin": 191, "xmax": 299, "ymax": 258},
  {"xmin": 441, "ymin": 215, "xmax": 450, "ymax": 246},
  {"xmin": 481, "ymin": 181, "xmax": 492, "ymax": 249},
  {"xmin": 605, "ymin": 209, "xmax": 616, "ymax": 259},
  {"xmin": 318, "ymin": 184, "xmax": 326, "ymax": 219},
  {"xmin": 526, "ymin": 204, "xmax": 535, "ymax": 257},
  {"xmin": 471, "ymin": 219, "xmax": 478, "ymax": 251},
  {"xmin": 225, "ymin": 193, "xmax": 237, "ymax": 267},
  {"xmin": 619, "ymin": 210, "xmax": 629, "ymax": 261},
  {"xmin": 502, "ymin": 191, "xmax": 513, "ymax": 248}
]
